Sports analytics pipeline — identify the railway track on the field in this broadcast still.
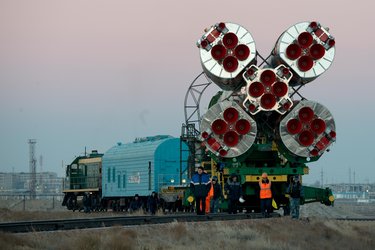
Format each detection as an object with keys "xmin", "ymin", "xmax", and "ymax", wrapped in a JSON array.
[
  {"xmin": 335, "ymin": 217, "xmax": 375, "ymax": 221},
  {"xmin": 0, "ymin": 213, "xmax": 279, "ymax": 233},
  {"xmin": 1, "ymin": 213, "xmax": 374, "ymax": 233}
]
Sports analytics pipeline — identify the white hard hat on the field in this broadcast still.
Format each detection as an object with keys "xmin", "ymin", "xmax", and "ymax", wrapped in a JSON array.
[{"xmin": 239, "ymin": 197, "xmax": 245, "ymax": 203}]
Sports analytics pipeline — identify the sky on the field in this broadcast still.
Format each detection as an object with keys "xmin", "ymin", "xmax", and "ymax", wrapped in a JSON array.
[{"xmin": 1, "ymin": 0, "xmax": 374, "ymax": 185}]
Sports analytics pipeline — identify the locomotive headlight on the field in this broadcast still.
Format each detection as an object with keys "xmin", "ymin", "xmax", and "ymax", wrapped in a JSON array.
[
  {"xmin": 182, "ymin": 179, "xmax": 186, "ymax": 184},
  {"xmin": 170, "ymin": 179, "xmax": 175, "ymax": 183}
]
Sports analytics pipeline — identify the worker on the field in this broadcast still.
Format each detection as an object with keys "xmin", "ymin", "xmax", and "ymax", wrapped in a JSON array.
[
  {"xmin": 202, "ymin": 175, "xmax": 214, "ymax": 214},
  {"xmin": 147, "ymin": 191, "xmax": 159, "ymax": 215},
  {"xmin": 259, "ymin": 172, "xmax": 272, "ymax": 218},
  {"xmin": 82, "ymin": 192, "xmax": 91, "ymax": 213},
  {"xmin": 225, "ymin": 173, "xmax": 242, "ymax": 214},
  {"xmin": 210, "ymin": 176, "xmax": 223, "ymax": 213},
  {"xmin": 286, "ymin": 175, "xmax": 305, "ymax": 219},
  {"xmin": 190, "ymin": 166, "xmax": 211, "ymax": 215},
  {"xmin": 129, "ymin": 194, "xmax": 143, "ymax": 213}
]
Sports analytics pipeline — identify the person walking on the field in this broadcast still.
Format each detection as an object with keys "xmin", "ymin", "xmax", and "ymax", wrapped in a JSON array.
[
  {"xmin": 225, "ymin": 173, "xmax": 242, "ymax": 214},
  {"xmin": 147, "ymin": 191, "xmax": 159, "ymax": 215},
  {"xmin": 286, "ymin": 175, "xmax": 304, "ymax": 219},
  {"xmin": 259, "ymin": 172, "xmax": 272, "ymax": 218},
  {"xmin": 210, "ymin": 176, "xmax": 223, "ymax": 213},
  {"xmin": 190, "ymin": 166, "xmax": 211, "ymax": 215},
  {"xmin": 82, "ymin": 192, "xmax": 91, "ymax": 213}
]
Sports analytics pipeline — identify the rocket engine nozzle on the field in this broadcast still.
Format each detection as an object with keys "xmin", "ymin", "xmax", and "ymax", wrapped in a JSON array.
[
  {"xmin": 286, "ymin": 44, "xmax": 302, "ymax": 60},
  {"xmin": 211, "ymin": 44, "xmax": 227, "ymax": 60},
  {"xmin": 223, "ymin": 56, "xmax": 239, "ymax": 72},
  {"xmin": 235, "ymin": 119, "xmax": 251, "ymax": 135},
  {"xmin": 311, "ymin": 118, "xmax": 326, "ymax": 134},
  {"xmin": 223, "ymin": 131, "xmax": 239, "ymax": 147},
  {"xmin": 273, "ymin": 81, "xmax": 288, "ymax": 97},
  {"xmin": 223, "ymin": 32, "xmax": 238, "ymax": 49},
  {"xmin": 310, "ymin": 44, "xmax": 325, "ymax": 60},
  {"xmin": 287, "ymin": 119, "xmax": 302, "ymax": 135},
  {"xmin": 211, "ymin": 119, "xmax": 228, "ymax": 135},
  {"xmin": 297, "ymin": 32, "xmax": 313, "ymax": 48},
  {"xmin": 249, "ymin": 82, "xmax": 265, "ymax": 98},
  {"xmin": 223, "ymin": 107, "xmax": 239, "ymax": 123},
  {"xmin": 234, "ymin": 44, "xmax": 250, "ymax": 61},
  {"xmin": 297, "ymin": 56, "xmax": 314, "ymax": 72}
]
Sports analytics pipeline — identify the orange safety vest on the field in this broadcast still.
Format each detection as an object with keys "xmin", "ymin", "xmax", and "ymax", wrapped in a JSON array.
[
  {"xmin": 201, "ymin": 182, "xmax": 214, "ymax": 213},
  {"xmin": 259, "ymin": 180, "xmax": 272, "ymax": 199}
]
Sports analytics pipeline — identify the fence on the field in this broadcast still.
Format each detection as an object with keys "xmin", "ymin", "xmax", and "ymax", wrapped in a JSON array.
[{"xmin": 0, "ymin": 194, "xmax": 65, "ymax": 211}]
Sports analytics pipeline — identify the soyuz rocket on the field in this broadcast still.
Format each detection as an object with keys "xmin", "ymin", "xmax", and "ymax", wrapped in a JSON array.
[{"xmin": 196, "ymin": 21, "xmax": 336, "ymax": 163}]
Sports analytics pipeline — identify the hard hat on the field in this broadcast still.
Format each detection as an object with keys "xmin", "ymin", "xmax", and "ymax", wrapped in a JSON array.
[
  {"xmin": 212, "ymin": 176, "xmax": 218, "ymax": 181},
  {"xmin": 239, "ymin": 197, "xmax": 245, "ymax": 203},
  {"xmin": 262, "ymin": 172, "xmax": 268, "ymax": 178}
]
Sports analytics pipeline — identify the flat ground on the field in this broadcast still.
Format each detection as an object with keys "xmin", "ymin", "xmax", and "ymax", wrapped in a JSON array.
[{"xmin": 1, "ymin": 201, "xmax": 375, "ymax": 250}]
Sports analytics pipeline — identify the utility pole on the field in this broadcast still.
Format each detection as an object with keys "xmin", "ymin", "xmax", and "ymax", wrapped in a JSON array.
[
  {"xmin": 353, "ymin": 170, "xmax": 356, "ymax": 194},
  {"xmin": 28, "ymin": 139, "xmax": 37, "ymax": 199},
  {"xmin": 39, "ymin": 155, "xmax": 43, "ymax": 193},
  {"xmin": 320, "ymin": 168, "xmax": 323, "ymax": 188}
]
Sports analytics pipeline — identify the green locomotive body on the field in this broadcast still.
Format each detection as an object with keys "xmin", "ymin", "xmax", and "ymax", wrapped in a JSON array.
[{"xmin": 62, "ymin": 151, "xmax": 103, "ymax": 210}]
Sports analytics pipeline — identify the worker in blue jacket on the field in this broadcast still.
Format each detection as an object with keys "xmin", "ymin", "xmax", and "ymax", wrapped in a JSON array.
[
  {"xmin": 190, "ymin": 166, "xmax": 211, "ymax": 215},
  {"xmin": 225, "ymin": 173, "xmax": 243, "ymax": 214}
]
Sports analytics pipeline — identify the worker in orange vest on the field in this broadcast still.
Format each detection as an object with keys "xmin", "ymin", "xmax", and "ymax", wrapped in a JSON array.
[
  {"xmin": 201, "ymin": 176, "xmax": 214, "ymax": 213},
  {"xmin": 205, "ymin": 179, "xmax": 214, "ymax": 213},
  {"xmin": 259, "ymin": 172, "xmax": 272, "ymax": 218}
]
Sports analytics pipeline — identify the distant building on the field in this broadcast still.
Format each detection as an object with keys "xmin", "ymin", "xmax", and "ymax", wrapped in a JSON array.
[
  {"xmin": 328, "ymin": 183, "xmax": 375, "ymax": 202},
  {"xmin": 0, "ymin": 172, "xmax": 63, "ymax": 195}
]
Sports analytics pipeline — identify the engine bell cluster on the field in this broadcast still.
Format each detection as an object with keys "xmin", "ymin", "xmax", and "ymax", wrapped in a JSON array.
[{"xmin": 197, "ymin": 21, "xmax": 336, "ymax": 162}]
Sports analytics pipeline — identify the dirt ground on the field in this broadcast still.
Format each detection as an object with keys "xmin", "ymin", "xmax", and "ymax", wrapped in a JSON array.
[
  {"xmin": 1, "ymin": 201, "xmax": 375, "ymax": 249},
  {"xmin": 300, "ymin": 201, "xmax": 375, "ymax": 219}
]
